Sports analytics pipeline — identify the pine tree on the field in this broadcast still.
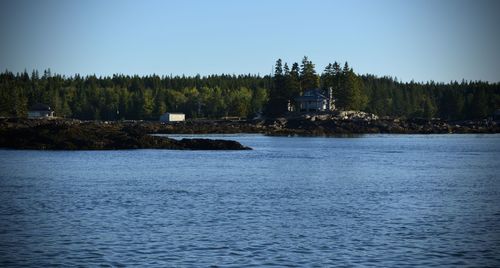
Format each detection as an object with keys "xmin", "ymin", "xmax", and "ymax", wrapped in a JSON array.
[
  {"xmin": 282, "ymin": 63, "xmax": 294, "ymax": 100},
  {"xmin": 332, "ymin": 62, "xmax": 342, "ymax": 96},
  {"xmin": 270, "ymin": 59, "xmax": 285, "ymax": 99},
  {"xmin": 283, "ymin": 63, "xmax": 290, "ymax": 76},
  {"xmin": 421, "ymin": 97, "xmax": 436, "ymax": 119},
  {"xmin": 153, "ymin": 90, "xmax": 167, "ymax": 118},
  {"xmin": 299, "ymin": 56, "xmax": 319, "ymax": 90},
  {"xmin": 321, "ymin": 63, "xmax": 334, "ymax": 89},
  {"xmin": 265, "ymin": 59, "xmax": 290, "ymax": 116},
  {"xmin": 470, "ymin": 89, "xmax": 488, "ymax": 119},
  {"xmin": 336, "ymin": 63, "xmax": 367, "ymax": 111},
  {"xmin": 290, "ymin": 62, "xmax": 301, "ymax": 96},
  {"xmin": 250, "ymin": 87, "xmax": 268, "ymax": 116}
]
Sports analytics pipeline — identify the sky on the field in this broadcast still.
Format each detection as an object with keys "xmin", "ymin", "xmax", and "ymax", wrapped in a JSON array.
[{"xmin": 1, "ymin": 0, "xmax": 499, "ymax": 82}]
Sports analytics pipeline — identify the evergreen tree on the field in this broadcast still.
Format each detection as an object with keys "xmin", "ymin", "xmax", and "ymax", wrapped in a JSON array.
[
  {"xmin": 138, "ymin": 90, "xmax": 154, "ymax": 119},
  {"xmin": 265, "ymin": 59, "xmax": 289, "ymax": 116},
  {"xmin": 299, "ymin": 56, "xmax": 318, "ymax": 90},
  {"xmin": 321, "ymin": 63, "xmax": 334, "ymax": 88},
  {"xmin": 250, "ymin": 87, "xmax": 268, "ymax": 116},
  {"xmin": 422, "ymin": 97, "xmax": 436, "ymax": 119},
  {"xmin": 336, "ymin": 63, "xmax": 367, "ymax": 110},
  {"xmin": 282, "ymin": 63, "xmax": 300, "ymax": 103},
  {"xmin": 469, "ymin": 89, "xmax": 488, "ymax": 119},
  {"xmin": 290, "ymin": 62, "xmax": 301, "ymax": 93},
  {"xmin": 153, "ymin": 90, "xmax": 167, "ymax": 118}
]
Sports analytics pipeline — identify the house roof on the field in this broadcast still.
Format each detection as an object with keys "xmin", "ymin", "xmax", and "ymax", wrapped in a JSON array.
[
  {"xmin": 29, "ymin": 103, "xmax": 52, "ymax": 111},
  {"xmin": 295, "ymin": 88, "xmax": 328, "ymax": 101}
]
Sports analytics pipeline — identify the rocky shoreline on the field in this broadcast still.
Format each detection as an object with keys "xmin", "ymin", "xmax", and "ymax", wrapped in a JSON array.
[
  {"xmin": 0, "ymin": 119, "xmax": 251, "ymax": 150},
  {"xmin": 263, "ymin": 111, "xmax": 500, "ymax": 135},
  {"xmin": 0, "ymin": 112, "xmax": 498, "ymax": 150},
  {"xmin": 131, "ymin": 111, "xmax": 499, "ymax": 136}
]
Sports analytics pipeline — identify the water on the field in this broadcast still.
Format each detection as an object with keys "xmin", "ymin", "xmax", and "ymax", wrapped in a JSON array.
[{"xmin": 0, "ymin": 134, "xmax": 499, "ymax": 267}]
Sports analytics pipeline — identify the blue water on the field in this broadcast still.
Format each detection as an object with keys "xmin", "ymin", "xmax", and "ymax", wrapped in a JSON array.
[{"xmin": 0, "ymin": 134, "xmax": 499, "ymax": 267}]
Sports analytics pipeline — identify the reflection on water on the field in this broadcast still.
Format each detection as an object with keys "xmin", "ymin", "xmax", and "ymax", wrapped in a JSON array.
[{"xmin": 0, "ymin": 134, "xmax": 499, "ymax": 266}]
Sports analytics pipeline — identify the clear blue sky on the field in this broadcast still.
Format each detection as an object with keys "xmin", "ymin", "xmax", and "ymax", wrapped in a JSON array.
[{"xmin": 1, "ymin": 0, "xmax": 499, "ymax": 82}]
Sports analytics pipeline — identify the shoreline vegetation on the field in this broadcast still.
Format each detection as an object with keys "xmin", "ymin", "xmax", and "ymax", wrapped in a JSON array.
[
  {"xmin": 0, "ymin": 112, "xmax": 498, "ymax": 150},
  {"xmin": 1, "ymin": 57, "xmax": 499, "ymax": 122},
  {"xmin": 1, "ymin": 56, "xmax": 498, "ymax": 150}
]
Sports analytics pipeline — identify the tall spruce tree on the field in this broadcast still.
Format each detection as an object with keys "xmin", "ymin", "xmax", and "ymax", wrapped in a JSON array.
[
  {"xmin": 299, "ymin": 56, "xmax": 319, "ymax": 90},
  {"xmin": 265, "ymin": 59, "xmax": 289, "ymax": 116},
  {"xmin": 336, "ymin": 62, "xmax": 367, "ymax": 110},
  {"xmin": 290, "ymin": 62, "xmax": 301, "ymax": 96},
  {"xmin": 469, "ymin": 89, "xmax": 488, "ymax": 119}
]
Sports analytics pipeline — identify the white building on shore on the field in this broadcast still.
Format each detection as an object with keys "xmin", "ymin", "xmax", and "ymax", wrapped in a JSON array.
[{"xmin": 160, "ymin": 113, "xmax": 185, "ymax": 122}]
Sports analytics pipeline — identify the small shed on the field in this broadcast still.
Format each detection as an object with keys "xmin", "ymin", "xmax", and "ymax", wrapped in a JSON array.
[
  {"xmin": 160, "ymin": 113, "xmax": 185, "ymax": 122},
  {"xmin": 28, "ymin": 103, "xmax": 54, "ymax": 119}
]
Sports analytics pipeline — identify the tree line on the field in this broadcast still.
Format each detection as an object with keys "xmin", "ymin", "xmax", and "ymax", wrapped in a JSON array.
[
  {"xmin": 0, "ymin": 57, "xmax": 498, "ymax": 120},
  {"xmin": 268, "ymin": 57, "xmax": 499, "ymax": 119},
  {"xmin": 0, "ymin": 70, "xmax": 270, "ymax": 120}
]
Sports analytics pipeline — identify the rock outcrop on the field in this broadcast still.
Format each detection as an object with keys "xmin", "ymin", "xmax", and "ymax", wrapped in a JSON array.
[{"xmin": 0, "ymin": 119, "xmax": 251, "ymax": 150}]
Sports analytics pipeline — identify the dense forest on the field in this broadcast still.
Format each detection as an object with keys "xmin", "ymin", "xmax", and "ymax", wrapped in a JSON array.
[{"xmin": 0, "ymin": 56, "xmax": 499, "ymax": 120}]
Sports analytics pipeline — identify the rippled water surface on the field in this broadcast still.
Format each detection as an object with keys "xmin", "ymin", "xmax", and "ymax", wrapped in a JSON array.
[{"xmin": 1, "ymin": 134, "xmax": 499, "ymax": 267}]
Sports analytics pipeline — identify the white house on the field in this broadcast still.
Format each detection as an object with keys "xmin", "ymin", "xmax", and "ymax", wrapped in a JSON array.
[
  {"xmin": 159, "ymin": 113, "xmax": 185, "ymax": 122},
  {"xmin": 294, "ymin": 88, "xmax": 335, "ymax": 112},
  {"xmin": 28, "ymin": 103, "xmax": 55, "ymax": 119}
]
